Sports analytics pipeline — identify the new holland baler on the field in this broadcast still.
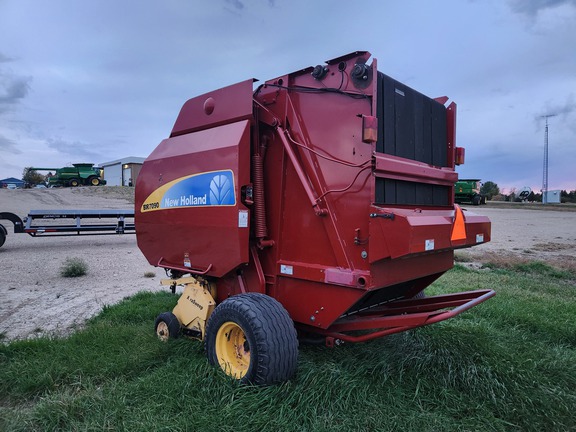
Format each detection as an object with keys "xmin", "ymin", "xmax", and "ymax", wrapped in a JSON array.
[{"xmin": 135, "ymin": 51, "xmax": 494, "ymax": 385}]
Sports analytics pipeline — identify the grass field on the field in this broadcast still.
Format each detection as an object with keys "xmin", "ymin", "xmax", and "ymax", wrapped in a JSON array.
[{"xmin": 1, "ymin": 263, "xmax": 575, "ymax": 431}]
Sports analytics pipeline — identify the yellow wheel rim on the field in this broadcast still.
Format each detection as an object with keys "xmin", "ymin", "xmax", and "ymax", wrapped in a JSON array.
[
  {"xmin": 215, "ymin": 321, "xmax": 250, "ymax": 379},
  {"xmin": 156, "ymin": 321, "xmax": 170, "ymax": 342},
  {"xmin": 91, "ymin": 178, "xmax": 99, "ymax": 185}
]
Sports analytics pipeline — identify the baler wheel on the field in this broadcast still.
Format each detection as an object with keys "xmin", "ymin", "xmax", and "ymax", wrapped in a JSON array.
[
  {"xmin": 205, "ymin": 293, "xmax": 298, "ymax": 385},
  {"xmin": 155, "ymin": 311, "xmax": 180, "ymax": 341}
]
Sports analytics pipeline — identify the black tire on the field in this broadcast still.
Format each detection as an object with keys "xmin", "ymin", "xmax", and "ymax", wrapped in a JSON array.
[
  {"xmin": 472, "ymin": 195, "xmax": 481, "ymax": 206},
  {"xmin": 0, "ymin": 224, "xmax": 6, "ymax": 248},
  {"xmin": 88, "ymin": 176, "xmax": 100, "ymax": 186},
  {"xmin": 155, "ymin": 311, "xmax": 180, "ymax": 341},
  {"xmin": 69, "ymin": 178, "xmax": 80, "ymax": 187},
  {"xmin": 205, "ymin": 293, "xmax": 298, "ymax": 385}
]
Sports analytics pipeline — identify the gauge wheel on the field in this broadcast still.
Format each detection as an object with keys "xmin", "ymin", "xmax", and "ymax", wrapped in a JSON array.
[
  {"xmin": 155, "ymin": 311, "xmax": 180, "ymax": 341},
  {"xmin": 205, "ymin": 293, "xmax": 298, "ymax": 385}
]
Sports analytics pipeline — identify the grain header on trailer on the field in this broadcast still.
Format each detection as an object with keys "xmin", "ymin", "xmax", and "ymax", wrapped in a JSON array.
[{"xmin": 135, "ymin": 51, "xmax": 494, "ymax": 385}]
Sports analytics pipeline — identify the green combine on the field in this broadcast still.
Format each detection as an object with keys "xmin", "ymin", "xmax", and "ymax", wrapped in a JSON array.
[
  {"xmin": 454, "ymin": 179, "xmax": 486, "ymax": 206},
  {"xmin": 32, "ymin": 163, "xmax": 106, "ymax": 187}
]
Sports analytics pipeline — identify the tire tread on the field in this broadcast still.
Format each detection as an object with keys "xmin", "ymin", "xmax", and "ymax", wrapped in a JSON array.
[{"xmin": 205, "ymin": 293, "xmax": 298, "ymax": 385}]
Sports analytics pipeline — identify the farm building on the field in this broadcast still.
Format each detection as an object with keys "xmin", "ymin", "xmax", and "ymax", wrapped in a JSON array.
[
  {"xmin": 100, "ymin": 157, "xmax": 145, "ymax": 186},
  {"xmin": 1, "ymin": 177, "xmax": 25, "ymax": 188}
]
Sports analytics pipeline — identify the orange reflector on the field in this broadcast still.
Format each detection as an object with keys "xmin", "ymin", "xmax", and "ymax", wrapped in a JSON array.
[
  {"xmin": 362, "ymin": 115, "xmax": 378, "ymax": 143},
  {"xmin": 455, "ymin": 147, "xmax": 465, "ymax": 165},
  {"xmin": 451, "ymin": 205, "xmax": 467, "ymax": 241}
]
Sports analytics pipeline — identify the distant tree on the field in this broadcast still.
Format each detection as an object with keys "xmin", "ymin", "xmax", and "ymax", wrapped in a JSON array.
[
  {"xmin": 480, "ymin": 181, "xmax": 500, "ymax": 200},
  {"xmin": 561, "ymin": 190, "xmax": 576, "ymax": 204},
  {"xmin": 22, "ymin": 167, "xmax": 45, "ymax": 186}
]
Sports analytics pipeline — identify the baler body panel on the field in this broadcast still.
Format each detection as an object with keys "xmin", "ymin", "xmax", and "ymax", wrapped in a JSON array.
[
  {"xmin": 136, "ymin": 119, "xmax": 251, "ymax": 277},
  {"xmin": 136, "ymin": 51, "xmax": 493, "ymax": 341},
  {"xmin": 171, "ymin": 79, "xmax": 255, "ymax": 137}
]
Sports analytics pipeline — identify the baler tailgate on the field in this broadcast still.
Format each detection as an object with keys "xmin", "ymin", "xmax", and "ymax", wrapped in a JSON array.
[{"xmin": 307, "ymin": 289, "xmax": 495, "ymax": 343}]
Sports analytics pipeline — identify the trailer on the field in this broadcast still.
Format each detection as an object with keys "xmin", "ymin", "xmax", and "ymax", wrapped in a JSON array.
[
  {"xmin": 0, "ymin": 209, "xmax": 134, "ymax": 247},
  {"xmin": 134, "ymin": 51, "xmax": 494, "ymax": 385}
]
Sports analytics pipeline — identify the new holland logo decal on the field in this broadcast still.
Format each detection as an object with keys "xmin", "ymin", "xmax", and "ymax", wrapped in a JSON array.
[{"xmin": 141, "ymin": 170, "xmax": 236, "ymax": 212}]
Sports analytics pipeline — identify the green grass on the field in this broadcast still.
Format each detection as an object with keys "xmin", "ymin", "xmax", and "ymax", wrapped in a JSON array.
[{"xmin": 1, "ymin": 264, "xmax": 575, "ymax": 431}]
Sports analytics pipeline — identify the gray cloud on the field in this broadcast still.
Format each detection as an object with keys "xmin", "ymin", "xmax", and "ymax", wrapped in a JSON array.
[
  {"xmin": 0, "ymin": 72, "xmax": 32, "ymax": 114},
  {"xmin": 536, "ymin": 95, "xmax": 576, "ymax": 121},
  {"xmin": 0, "ymin": 134, "xmax": 23, "ymax": 155},
  {"xmin": 553, "ymin": 96, "xmax": 576, "ymax": 117},
  {"xmin": 225, "ymin": 0, "xmax": 244, "ymax": 10},
  {"xmin": 0, "ymin": 76, "xmax": 31, "ymax": 103},
  {"xmin": 508, "ymin": 0, "xmax": 576, "ymax": 15},
  {"xmin": 0, "ymin": 51, "xmax": 32, "ymax": 112},
  {"xmin": 47, "ymin": 137, "xmax": 103, "ymax": 161},
  {"xmin": 0, "ymin": 52, "xmax": 14, "ymax": 63},
  {"xmin": 224, "ymin": 0, "xmax": 276, "ymax": 12}
]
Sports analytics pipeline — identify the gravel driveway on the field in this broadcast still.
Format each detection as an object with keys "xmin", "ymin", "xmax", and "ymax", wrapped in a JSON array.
[{"xmin": 0, "ymin": 187, "xmax": 163, "ymax": 340}]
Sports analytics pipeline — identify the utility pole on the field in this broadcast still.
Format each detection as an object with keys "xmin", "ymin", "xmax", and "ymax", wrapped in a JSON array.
[{"xmin": 541, "ymin": 114, "xmax": 557, "ymax": 204}]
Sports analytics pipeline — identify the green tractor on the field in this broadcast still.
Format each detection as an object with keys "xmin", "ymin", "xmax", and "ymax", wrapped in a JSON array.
[
  {"xmin": 32, "ymin": 163, "xmax": 107, "ymax": 187},
  {"xmin": 455, "ymin": 179, "xmax": 486, "ymax": 206}
]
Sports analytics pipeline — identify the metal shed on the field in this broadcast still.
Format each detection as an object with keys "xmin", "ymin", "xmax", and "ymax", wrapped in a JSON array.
[
  {"xmin": 544, "ymin": 190, "xmax": 561, "ymax": 204},
  {"xmin": 100, "ymin": 157, "xmax": 145, "ymax": 186}
]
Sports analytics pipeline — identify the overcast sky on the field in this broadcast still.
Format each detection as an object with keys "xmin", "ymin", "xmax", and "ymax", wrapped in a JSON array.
[{"xmin": 1, "ymin": 0, "xmax": 575, "ymax": 192}]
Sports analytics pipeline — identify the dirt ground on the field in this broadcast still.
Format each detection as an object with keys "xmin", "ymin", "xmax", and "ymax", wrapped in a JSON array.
[
  {"xmin": 456, "ymin": 203, "xmax": 576, "ymax": 271},
  {"xmin": 0, "ymin": 187, "xmax": 164, "ymax": 341},
  {"xmin": 1, "ymin": 188, "xmax": 575, "ymax": 341}
]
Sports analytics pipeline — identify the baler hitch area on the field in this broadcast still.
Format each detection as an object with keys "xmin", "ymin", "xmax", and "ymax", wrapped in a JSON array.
[{"xmin": 157, "ymin": 276, "xmax": 216, "ymax": 341}]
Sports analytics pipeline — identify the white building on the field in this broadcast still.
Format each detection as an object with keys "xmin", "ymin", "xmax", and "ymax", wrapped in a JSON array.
[
  {"xmin": 100, "ymin": 157, "xmax": 145, "ymax": 186},
  {"xmin": 544, "ymin": 190, "xmax": 561, "ymax": 204}
]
